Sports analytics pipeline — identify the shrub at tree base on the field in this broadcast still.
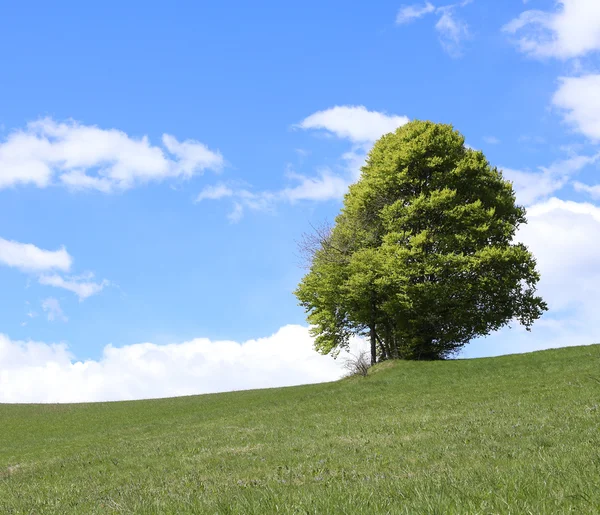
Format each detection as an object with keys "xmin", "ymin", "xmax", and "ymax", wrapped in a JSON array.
[
  {"xmin": 295, "ymin": 120, "xmax": 547, "ymax": 363},
  {"xmin": 342, "ymin": 351, "xmax": 371, "ymax": 377}
]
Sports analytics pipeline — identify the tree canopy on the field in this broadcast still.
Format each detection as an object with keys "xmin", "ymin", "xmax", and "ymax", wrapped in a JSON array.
[{"xmin": 295, "ymin": 120, "xmax": 547, "ymax": 363}]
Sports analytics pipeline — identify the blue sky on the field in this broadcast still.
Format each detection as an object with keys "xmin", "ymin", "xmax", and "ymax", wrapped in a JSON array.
[{"xmin": 2, "ymin": 0, "xmax": 600, "ymax": 402}]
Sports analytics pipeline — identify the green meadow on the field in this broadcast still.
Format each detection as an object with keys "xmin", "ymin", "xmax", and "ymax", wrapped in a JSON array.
[{"xmin": 2, "ymin": 344, "xmax": 599, "ymax": 514}]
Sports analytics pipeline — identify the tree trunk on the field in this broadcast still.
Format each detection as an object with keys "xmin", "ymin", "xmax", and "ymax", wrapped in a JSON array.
[
  {"xmin": 380, "ymin": 338, "xmax": 390, "ymax": 361},
  {"xmin": 384, "ymin": 324, "xmax": 399, "ymax": 359},
  {"xmin": 376, "ymin": 333, "xmax": 390, "ymax": 361},
  {"xmin": 369, "ymin": 293, "xmax": 378, "ymax": 366},
  {"xmin": 370, "ymin": 323, "xmax": 377, "ymax": 366}
]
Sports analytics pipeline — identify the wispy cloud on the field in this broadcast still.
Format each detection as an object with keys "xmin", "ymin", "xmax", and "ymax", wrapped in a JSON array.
[
  {"xmin": 200, "ymin": 106, "xmax": 410, "ymax": 221},
  {"xmin": 502, "ymin": 153, "xmax": 600, "ymax": 205},
  {"xmin": 0, "ymin": 236, "xmax": 108, "ymax": 300},
  {"xmin": 42, "ymin": 297, "xmax": 68, "ymax": 322},
  {"xmin": 396, "ymin": 2, "xmax": 435, "ymax": 24},
  {"xmin": 197, "ymin": 169, "xmax": 349, "ymax": 222},
  {"xmin": 435, "ymin": 6, "xmax": 470, "ymax": 57},
  {"xmin": 396, "ymin": 1, "xmax": 473, "ymax": 57},
  {"xmin": 483, "ymin": 136, "xmax": 501, "ymax": 145},
  {"xmin": 195, "ymin": 183, "xmax": 234, "ymax": 202},
  {"xmin": 38, "ymin": 273, "xmax": 109, "ymax": 301},
  {"xmin": 573, "ymin": 181, "xmax": 600, "ymax": 199}
]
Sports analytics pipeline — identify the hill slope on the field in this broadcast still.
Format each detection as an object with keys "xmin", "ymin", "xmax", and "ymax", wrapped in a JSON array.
[{"xmin": 1, "ymin": 345, "xmax": 600, "ymax": 514}]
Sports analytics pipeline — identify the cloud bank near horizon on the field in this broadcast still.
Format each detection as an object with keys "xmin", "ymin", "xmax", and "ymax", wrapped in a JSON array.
[
  {"xmin": 0, "ymin": 325, "xmax": 368, "ymax": 403},
  {"xmin": 3, "ymin": 196, "xmax": 600, "ymax": 403}
]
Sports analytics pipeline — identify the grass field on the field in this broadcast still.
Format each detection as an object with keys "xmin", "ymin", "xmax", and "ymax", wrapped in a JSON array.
[{"xmin": 1, "ymin": 344, "xmax": 600, "ymax": 514}]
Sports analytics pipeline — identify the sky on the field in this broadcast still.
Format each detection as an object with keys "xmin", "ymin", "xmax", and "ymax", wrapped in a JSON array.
[{"xmin": 2, "ymin": 0, "xmax": 600, "ymax": 402}]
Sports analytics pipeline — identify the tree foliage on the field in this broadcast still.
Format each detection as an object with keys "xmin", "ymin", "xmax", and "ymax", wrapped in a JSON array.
[{"xmin": 295, "ymin": 121, "xmax": 547, "ymax": 362}]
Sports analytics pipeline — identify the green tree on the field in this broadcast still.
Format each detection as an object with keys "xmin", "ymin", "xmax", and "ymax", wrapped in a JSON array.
[{"xmin": 295, "ymin": 121, "xmax": 547, "ymax": 363}]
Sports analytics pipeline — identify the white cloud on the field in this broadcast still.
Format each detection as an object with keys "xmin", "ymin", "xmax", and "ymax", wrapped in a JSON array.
[
  {"xmin": 501, "ymin": 153, "xmax": 599, "ymax": 205},
  {"xmin": 502, "ymin": 167, "xmax": 567, "ymax": 206},
  {"xmin": 396, "ymin": 2, "xmax": 435, "ymax": 24},
  {"xmin": 162, "ymin": 134, "xmax": 224, "ymax": 176},
  {"xmin": 280, "ymin": 170, "xmax": 349, "ymax": 203},
  {"xmin": 0, "ymin": 237, "xmax": 72, "ymax": 272},
  {"xmin": 297, "ymin": 105, "xmax": 409, "ymax": 143},
  {"xmin": 553, "ymin": 75, "xmax": 600, "ymax": 141},
  {"xmin": 0, "ymin": 325, "xmax": 367, "ymax": 403},
  {"xmin": 289, "ymin": 104, "xmax": 410, "ymax": 202},
  {"xmin": 38, "ymin": 273, "xmax": 109, "ymax": 301},
  {"xmin": 60, "ymin": 170, "xmax": 113, "ymax": 193},
  {"xmin": 503, "ymin": 0, "xmax": 600, "ymax": 59},
  {"xmin": 467, "ymin": 197, "xmax": 600, "ymax": 357},
  {"xmin": 518, "ymin": 198, "xmax": 600, "ymax": 312},
  {"xmin": 42, "ymin": 297, "xmax": 67, "ymax": 322},
  {"xmin": 0, "ymin": 118, "xmax": 223, "ymax": 191}
]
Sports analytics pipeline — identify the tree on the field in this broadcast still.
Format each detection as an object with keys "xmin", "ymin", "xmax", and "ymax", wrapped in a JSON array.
[{"xmin": 295, "ymin": 120, "xmax": 547, "ymax": 363}]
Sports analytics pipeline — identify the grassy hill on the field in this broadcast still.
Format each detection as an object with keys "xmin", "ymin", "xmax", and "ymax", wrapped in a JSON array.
[{"xmin": 1, "ymin": 345, "xmax": 600, "ymax": 514}]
